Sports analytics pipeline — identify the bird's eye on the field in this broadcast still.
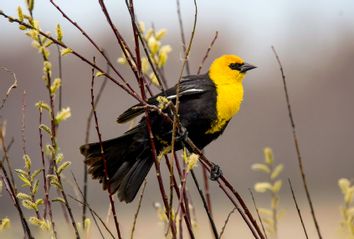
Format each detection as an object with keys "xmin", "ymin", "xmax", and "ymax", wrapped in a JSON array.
[{"xmin": 229, "ymin": 62, "xmax": 244, "ymax": 71}]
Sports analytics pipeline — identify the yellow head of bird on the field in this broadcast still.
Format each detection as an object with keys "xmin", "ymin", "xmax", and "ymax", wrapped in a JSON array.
[{"xmin": 209, "ymin": 55, "xmax": 256, "ymax": 84}]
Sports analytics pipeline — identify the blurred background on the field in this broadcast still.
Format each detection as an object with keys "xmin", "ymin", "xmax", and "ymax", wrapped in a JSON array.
[{"xmin": 1, "ymin": 0, "xmax": 354, "ymax": 238}]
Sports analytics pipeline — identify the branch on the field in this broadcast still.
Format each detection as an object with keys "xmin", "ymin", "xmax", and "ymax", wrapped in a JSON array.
[
  {"xmin": 0, "ymin": 67, "xmax": 18, "ymax": 111},
  {"xmin": 90, "ymin": 58, "xmax": 123, "ymax": 239},
  {"xmin": 288, "ymin": 179, "xmax": 309, "ymax": 239},
  {"xmin": 271, "ymin": 46, "xmax": 322, "ymax": 239}
]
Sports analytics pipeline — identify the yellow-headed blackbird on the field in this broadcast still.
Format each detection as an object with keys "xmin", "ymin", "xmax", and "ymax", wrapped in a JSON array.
[{"xmin": 80, "ymin": 55, "xmax": 256, "ymax": 203}]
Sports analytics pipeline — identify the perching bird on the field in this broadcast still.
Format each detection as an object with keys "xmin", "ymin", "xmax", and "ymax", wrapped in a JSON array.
[{"xmin": 80, "ymin": 54, "xmax": 256, "ymax": 203}]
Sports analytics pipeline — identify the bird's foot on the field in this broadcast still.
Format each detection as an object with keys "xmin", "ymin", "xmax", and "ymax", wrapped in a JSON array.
[
  {"xmin": 210, "ymin": 164, "xmax": 223, "ymax": 181},
  {"xmin": 175, "ymin": 127, "xmax": 189, "ymax": 142}
]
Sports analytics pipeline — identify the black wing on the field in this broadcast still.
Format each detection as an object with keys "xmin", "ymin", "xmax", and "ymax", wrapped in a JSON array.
[{"xmin": 117, "ymin": 74, "xmax": 210, "ymax": 123}]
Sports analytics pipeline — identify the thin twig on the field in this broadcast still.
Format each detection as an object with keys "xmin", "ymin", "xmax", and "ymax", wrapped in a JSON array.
[
  {"xmin": 176, "ymin": 0, "xmax": 191, "ymax": 75},
  {"xmin": 90, "ymin": 58, "xmax": 123, "ymax": 239},
  {"xmin": 196, "ymin": 31, "xmax": 218, "ymax": 74},
  {"xmin": 30, "ymin": 4, "xmax": 80, "ymax": 234},
  {"xmin": 50, "ymin": 0, "xmax": 137, "ymax": 97},
  {"xmin": 171, "ymin": 2, "xmax": 198, "ymax": 235},
  {"xmin": 190, "ymin": 170, "xmax": 218, "ymax": 239},
  {"xmin": 0, "ymin": 66, "xmax": 17, "ymax": 111},
  {"xmin": 124, "ymin": 0, "xmax": 167, "ymax": 91},
  {"xmin": 0, "ymin": 11, "xmax": 143, "ymax": 103},
  {"xmin": 184, "ymin": 137, "xmax": 265, "ymax": 239},
  {"xmin": 127, "ymin": 0, "xmax": 177, "ymax": 236},
  {"xmin": 0, "ymin": 122, "xmax": 16, "ymax": 191},
  {"xmin": 271, "ymin": 46, "xmax": 322, "ymax": 239},
  {"xmin": 0, "ymin": 129, "xmax": 33, "ymax": 239},
  {"xmin": 56, "ymin": 45, "xmax": 63, "ymax": 111},
  {"xmin": 69, "ymin": 195, "xmax": 115, "ymax": 239},
  {"xmin": 160, "ymin": 102, "xmax": 265, "ymax": 239},
  {"xmin": 71, "ymin": 172, "xmax": 106, "ymax": 239},
  {"xmin": 218, "ymin": 207, "xmax": 236, "ymax": 239},
  {"xmin": 38, "ymin": 104, "xmax": 57, "ymax": 237},
  {"xmin": 288, "ymin": 179, "xmax": 309, "ymax": 239},
  {"xmin": 21, "ymin": 91, "xmax": 27, "ymax": 155},
  {"xmin": 249, "ymin": 189, "xmax": 268, "ymax": 239},
  {"xmin": 201, "ymin": 166, "xmax": 212, "ymax": 214},
  {"xmin": 165, "ymin": 157, "xmax": 196, "ymax": 239},
  {"xmin": 130, "ymin": 180, "xmax": 147, "ymax": 239},
  {"xmin": 82, "ymin": 53, "xmax": 110, "ymax": 227}
]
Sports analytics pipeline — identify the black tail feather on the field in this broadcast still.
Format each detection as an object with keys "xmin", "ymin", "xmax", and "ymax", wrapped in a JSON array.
[{"xmin": 80, "ymin": 129, "xmax": 152, "ymax": 203}]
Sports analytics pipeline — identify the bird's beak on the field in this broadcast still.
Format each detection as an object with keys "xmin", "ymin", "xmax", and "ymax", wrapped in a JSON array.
[{"xmin": 240, "ymin": 63, "xmax": 257, "ymax": 73}]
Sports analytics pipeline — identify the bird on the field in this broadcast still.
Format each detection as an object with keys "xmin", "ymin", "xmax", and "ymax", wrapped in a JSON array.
[{"xmin": 80, "ymin": 54, "xmax": 256, "ymax": 203}]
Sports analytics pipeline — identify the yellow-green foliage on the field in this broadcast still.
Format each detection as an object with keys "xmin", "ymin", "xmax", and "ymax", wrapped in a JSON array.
[
  {"xmin": 252, "ymin": 147, "xmax": 284, "ymax": 238},
  {"xmin": 338, "ymin": 178, "xmax": 354, "ymax": 238},
  {"xmin": 118, "ymin": 21, "xmax": 172, "ymax": 86},
  {"xmin": 0, "ymin": 217, "xmax": 11, "ymax": 231}
]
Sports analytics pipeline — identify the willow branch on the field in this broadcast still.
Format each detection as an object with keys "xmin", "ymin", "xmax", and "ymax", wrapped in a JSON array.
[{"xmin": 271, "ymin": 46, "xmax": 322, "ymax": 239}]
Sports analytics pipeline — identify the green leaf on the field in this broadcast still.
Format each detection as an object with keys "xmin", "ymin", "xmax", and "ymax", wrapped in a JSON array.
[
  {"xmin": 22, "ymin": 199, "xmax": 38, "ymax": 211},
  {"xmin": 18, "ymin": 174, "xmax": 31, "ymax": 187},
  {"xmin": 52, "ymin": 197, "xmax": 65, "ymax": 204},
  {"xmin": 95, "ymin": 71, "xmax": 105, "ymax": 77},
  {"xmin": 45, "ymin": 144, "xmax": 55, "ymax": 156},
  {"xmin": 55, "ymin": 153, "xmax": 64, "ymax": 164},
  {"xmin": 15, "ymin": 169, "xmax": 28, "ymax": 177},
  {"xmin": 60, "ymin": 48, "xmax": 72, "ymax": 56},
  {"xmin": 28, "ymin": 216, "xmax": 41, "ymax": 226},
  {"xmin": 50, "ymin": 78, "xmax": 61, "ymax": 95},
  {"xmin": 271, "ymin": 164, "xmax": 284, "ymax": 179},
  {"xmin": 258, "ymin": 208, "xmax": 273, "ymax": 216},
  {"xmin": 56, "ymin": 24, "xmax": 63, "ymax": 42},
  {"xmin": 32, "ymin": 179, "xmax": 39, "ymax": 195},
  {"xmin": 16, "ymin": 192, "xmax": 32, "ymax": 201},
  {"xmin": 55, "ymin": 107, "xmax": 71, "ymax": 125},
  {"xmin": 23, "ymin": 154, "xmax": 31, "ymax": 171},
  {"xmin": 272, "ymin": 180, "xmax": 283, "ymax": 193},
  {"xmin": 254, "ymin": 182, "xmax": 272, "ymax": 193},
  {"xmin": 263, "ymin": 147, "xmax": 274, "ymax": 164},
  {"xmin": 17, "ymin": 6, "xmax": 24, "ymax": 21},
  {"xmin": 31, "ymin": 169, "xmax": 42, "ymax": 181},
  {"xmin": 57, "ymin": 161, "xmax": 71, "ymax": 174},
  {"xmin": 251, "ymin": 163, "xmax": 271, "ymax": 174},
  {"xmin": 35, "ymin": 198, "xmax": 44, "ymax": 206},
  {"xmin": 39, "ymin": 124, "xmax": 51, "ymax": 136},
  {"xmin": 35, "ymin": 101, "xmax": 51, "ymax": 112}
]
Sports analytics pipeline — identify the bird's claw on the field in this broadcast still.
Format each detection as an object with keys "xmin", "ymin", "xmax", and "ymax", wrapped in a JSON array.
[
  {"xmin": 210, "ymin": 164, "xmax": 222, "ymax": 181},
  {"xmin": 175, "ymin": 127, "xmax": 188, "ymax": 142}
]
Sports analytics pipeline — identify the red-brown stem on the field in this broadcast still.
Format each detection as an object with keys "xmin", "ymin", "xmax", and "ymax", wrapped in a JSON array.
[
  {"xmin": 173, "ymin": 152, "xmax": 192, "ymax": 224},
  {"xmin": 201, "ymin": 166, "xmax": 212, "ymax": 214},
  {"xmin": 249, "ymin": 189, "xmax": 268, "ymax": 239},
  {"xmin": 128, "ymin": 0, "xmax": 177, "ymax": 236},
  {"xmin": 38, "ymin": 107, "xmax": 57, "ymax": 238},
  {"xmin": 271, "ymin": 46, "xmax": 322, "ymax": 239},
  {"xmin": 90, "ymin": 61, "xmax": 123, "ymax": 239},
  {"xmin": 68, "ymin": 195, "xmax": 115, "ymax": 239},
  {"xmin": 0, "ymin": 12, "xmax": 143, "ymax": 104},
  {"xmin": 196, "ymin": 31, "xmax": 219, "ymax": 215},
  {"xmin": 0, "ymin": 131, "xmax": 33, "ymax": 239},
  {"xmin": 21, "ymin": 91, "xmax": 27, "ymax": 155},
  {"xmin": 288, "ymin": 179, "xmax": 309, "ymax": 239},
  {"xmin": 21, "ymin": 93, "xmax": 40, "ymax": 222},
  {"xmin": 50, "ymin": 0, "xmax": 138, "ymax": 96},
  {"xmin": 70, "ymin": 173, "xmax": 107, "ymax": 239},
  {"xmin": 190, "ymin": 170, "xmax": 218, "ymax": 238},
  {"xmin": 184, "ymin": 138, "xmax": 265, "ymax": 239},
  {"xmin": 196, "ymin": 31, "xmax": 218, "ymax": 75},
  {"xmin": 98, "ymin": 0, "xmax": 145, "ymax": 85},
  {"xmin": 164, "ymin": 157, "xmax": 195, "ymax": 239},
  {"xmin": 217, "ymin": 178, "xmax": 259, "ymax": 239},
  {"xmin": 82, "ymin": 63, "xmax": 109, "ymax": 227}
]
